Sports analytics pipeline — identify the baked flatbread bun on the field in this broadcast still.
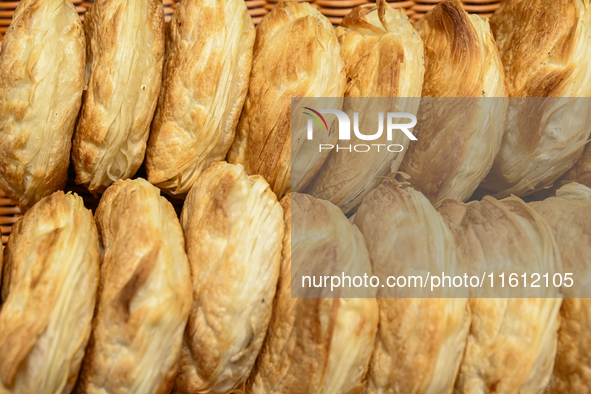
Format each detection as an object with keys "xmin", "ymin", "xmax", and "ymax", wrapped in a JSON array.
[
  {"xmin": 306, "ymin": 0, "xmax": 424, "ymax": 213},
  {"xmin": 76, "ymin": 178, "xmax": 192, "ymax": 394},
  {"xmin": 531, "ymin": 183, "xmax": 591, "ymax": 393},
  {"xmin": 73, "ymin": 0, "xmax": 165, "ymax": 193},
  {"xmin": 439, "ymin": 195, "xmax": 562, "ymax": 394},
  {"xmin": 146, "ymin": 0, "xmax": 255, "ymax": 196},
  {"xmin": 247, "ymin": 193, "xmax": 378, "ymax": 394},
  {"xmin": 401, "ymin": 0, "xmax": 507, "ymax": 207},
  {"xmin": 0, "ymin": 191, "xmax": 100, "ymax": 394},
  {"xmin": 0, "ymin": 0, "xmax": 85, "ymax": 209},
  {"xmin": 480, "ymin": 0, "xmax": 591, "ymax": 198},
  {"xmin": 353, "ymin": 178, "xmax": 470, "ymax": 394},
  {"xmin": 227, "ymin": 1, "xmax": 346, "ymax": 199},
  {"xmin": 176, "ymin": 161, "xmax": 283, "ymax": 393}
]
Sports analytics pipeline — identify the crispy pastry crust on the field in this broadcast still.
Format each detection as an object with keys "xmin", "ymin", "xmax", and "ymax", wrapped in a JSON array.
[
  {"xmin": 0, "ymin": 191, "xmax": 100, "ymax": 394},
  {"xmin": 354, "ymin": 179, "xmax": 470, "ymax": 394},
  {"xmin": 401, "ymin": 0, "xmax": 507, "ymax": 207},
  {"xmin": 146, "ymin": 0, "xmax": 255, "ymax": 196},
  {"xmin": 176, "ymin": 162, "xmax": 284, "ymax": 393},
  {"xmin": 0, "ymin": 0, "xmax": 85, "ymax": 209},
  {"xmin": 227, "ymin": 1, "xmax": 346, "ymax": 199},
  {"xmin": 531, "ymin": 183, "xmax": 591, "ymax": 394},
  {"xmin": 307, "ymin": 1, "xmax": 424, "ymax": 213},
  {"xmin": 247, "ymin": 193, "xmax": 378, "ymax": 394},
  {"xmin": 72, "ymin": 0, "xmax": 165, "ymax": 193},
  {"xmin": 481, "ymin": 0, "xmax": 591, "ymax": 197},
  {"xmin": 440, "ymin": 195, "xmax": 563, "ymax": 394},
  {"xmin": 76, "ymin": 178, "xmax": 192, "ymax": 394}
]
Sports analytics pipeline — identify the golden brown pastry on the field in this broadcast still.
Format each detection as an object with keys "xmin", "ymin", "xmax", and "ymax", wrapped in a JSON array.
[
  {"xmin": 227, "ymin": 1, "xmax": 346, "ymax": 199},
  {"xmin": 353, "ymin": 178, "xmax": 470, "ymax": 394},
  {"xmin": 146, "ymin": 0, "xmax": 255, "ymax": 196},
  {"xmin": 306, "ymin": 0, "xmax": 424, "ymax": 213},
  {"xmin": 76, "ymin": 178, "xmax": 192, "ymax": 394},
  {"xmin": 72, "ymin": 0, "xmax": 165, "ymax": 193},
  {"xmin": 399, "ymin": 0, "xmax": 507, "ymax": 207},
  {"xmin": 0, "ymin": 191, "xmax": 100, "ymax": 394},
  {"xmin": 176, "ymin": 161, "xmax": 284, "ymax": 393},
  {"xmin": 438, "ymin": 195, "xmax": 562, "ymax": 394},
  {"xmin": 0, "ymin": 0, "xmax": 85, "ymax": 209},
  {"xmin": 247, "ymin": 193, "xmax": 379, "ymax": 394},
  {"xmin": 480, "ymin": 0, "xmax": 591, "ymax": 198},
  {"xmin": 531, "ymin": 183, "xmax": 591, "ymax": 393}
]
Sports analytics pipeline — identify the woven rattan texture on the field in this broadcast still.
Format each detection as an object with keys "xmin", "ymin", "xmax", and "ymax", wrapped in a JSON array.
[
  {"xmin": 0, "ymin": 0, "xmax": 503, "ymax": 41},
  {"xmin": 0, "ymin": 188, "xmax": 20, "ymax": 246}
]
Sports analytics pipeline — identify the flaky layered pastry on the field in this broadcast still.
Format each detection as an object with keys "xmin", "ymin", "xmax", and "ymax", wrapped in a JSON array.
[
  {"xmin": 353, "ymin": 178, "xmax": 470, "ymax": 394},
  {"xmin": 146, "ymin": 0, "xmax": 255, "ymax": 196},
  {"xmin": 0, "ymin": 191, "xmax": 99, "ymax": 394},
  {"xmin": 72, "ymin": 0, "xmax": 165, "ymax": 192},
  {"xmin": 0, "ymin": 0, "xmax": 85, "ymax": 209},
  {"xmin": 531, "ymin": 183, "xmax": 591, "ymax": 394},
  {"xmin": 247, "ymin": 193, "xmax": 378, "ymax": 394},
  {"xmin": 227, "ymin": 1, "xmax": 346, "ymax": 199},
  {"xmin": 176, "ymin": 162, "xmax": 283, "ymax": 393},
  {"xmin": 77, "ymin": 178, "xmax": 192, "ymax": 394},
  {"xmin": 438, "ymin": 195, "xmax": 562, "ymax": 394},
  {"xmin": 400, "ymin": 0, "xmax": 507, "ymax": 207},
  {"xmin": 306, "ymin": 0, "xmax": 424, "ymax": 213},
  {"xmin": 481, "ymin": 0, "xmax": 591, "ymax": 198},
  {"xmin": 556, "ymin": 142, "xmax": 591, "ymax": 190}
]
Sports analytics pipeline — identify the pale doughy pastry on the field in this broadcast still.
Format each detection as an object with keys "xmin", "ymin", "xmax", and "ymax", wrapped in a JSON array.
[
  {"xmin": 146, "ymin": 0, "xmax": 255, "ymax": 196},
  {"xmin": 556, "ymin": 142, "xmax": 591, "ymax": 190},
  {"xmin": 247, "ymin": 193, "xmax": 379, "ymax": 394},
  {"xmin": 76, "ymin": 178, "xmax": 192, "ymax": 394},
  {"xmin": 176, "ymin": 161, "xmax": 284, "ymax": 393},
  {"xmin": 353, "ymin": 178, "xmax": 470, "ymax": 394},
  {"xmin": 227, "ymin": 1, "xmax": 346, "ymax": 199},
  {"xmin": 72, "ymin": 0, "xmax": 165, "ymax": 192},
  {"xmin": 0, "ymin": 0, "xmax": 85, "ymax": 209},
  {"xmin": 531, "ymin": 183, "xmax": 591, "ymax": 394},
  {"xmin": 481, "ymin": 0, "xmax": 591, "ymax": 198},
  {"xmin": 0, "ymin": 191, "xmax": 100, "ymax": 394},
  {"xmin": 438, "ymin": 195, "xmax": 562, "ymax": 394},
  {"xmin": 306, "ymin": 0, "xmax": 424, "ymax": 213},
  {"xmin": 401, "ymin": 0, "xmax": 507, "ymax": 207}
]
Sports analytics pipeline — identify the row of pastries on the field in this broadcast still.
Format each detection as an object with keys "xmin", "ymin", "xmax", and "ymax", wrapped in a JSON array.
[
  {"xmin": 0, "ymin": 0, "xmax": 591, "ymax": 394},
  {"xmin": 0, "ymin": 0, "xmax": 590, "ymax": 211},
  {"xmin": 1, "ymin": 163, "xmax": 590, "ymax": 393}
]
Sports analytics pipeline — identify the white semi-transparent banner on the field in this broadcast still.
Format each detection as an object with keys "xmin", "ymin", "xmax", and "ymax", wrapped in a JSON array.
[{"xmin": 290, "ymin": 97, "xmax": 591, "ymax": 298}]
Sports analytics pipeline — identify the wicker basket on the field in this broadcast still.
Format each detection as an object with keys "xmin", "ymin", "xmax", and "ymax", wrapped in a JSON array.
[
  {"xmin": 0, "ymin": 0, "xmax": 271, "ymax": 51},
  {"xmin": 0, "ymin": 188, "xmax": 21, "ymax": 246},
  {"xmin": 0, "ymin": 0, "xmax": 502, "ymax": 245},
  {"xmin": 317, "ymin": 0, "xmax": 415, "ymax": 25},
  {"xmin": 410, "ymin": 0, "xmax": 500, "ymax": 23},
  {"xmin": 0, "ymin": 0, "xmax": 504, "ymax": 49}
]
